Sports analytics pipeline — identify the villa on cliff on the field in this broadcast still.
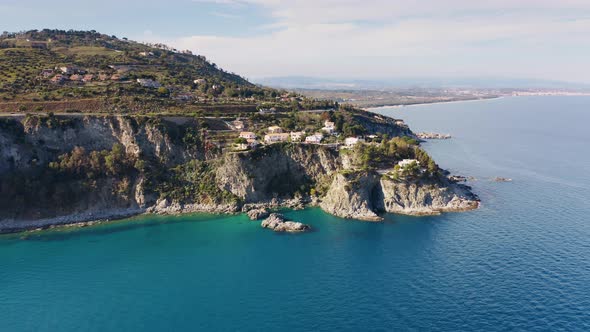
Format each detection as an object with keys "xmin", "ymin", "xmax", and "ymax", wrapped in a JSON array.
[
  {"xmin": 345, "ymin": 137, "xmax": 365, "ymax": 147},
  {"xmin": 305, "ymin": 133, "xmax": 324, "ymax": 144},
  {"xmin": 290, "ymin": 131, "xmax": 305, "ymax": 142},
  {"xmin": 398, "ymin": 159, "xmax": 420, "ymax": 168},
  {"xmin": 322, "ymin": 121, "xmax": 336, "ymax": 134},
  {"xmin": 264, "ymin": 133, "xmax": 289, "ymax": 143},
  {"xmin": 239, "ymin": 131, "xmax": 256, "ymax": 140},
  {"xmin": 234, "ymin": 138, "xmax": 259, "ymax": 151}
]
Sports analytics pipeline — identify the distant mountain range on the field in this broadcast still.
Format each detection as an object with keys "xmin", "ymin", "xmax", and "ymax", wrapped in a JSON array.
[{"xmin": 254, "ymin": 76, "xmax": 590, "ymax": 91}]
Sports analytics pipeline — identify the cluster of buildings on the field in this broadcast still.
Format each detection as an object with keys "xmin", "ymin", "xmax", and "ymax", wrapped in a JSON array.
[
  {"xmin": 42, "ymin": 65, "xmax": 165, "ymax": 89},
  {"xmin": 42, "ymin": 65, "xmax": 130, "ymax": 85},
  {"xmin": 232, "ymin": 120, "xmax": 369, "ymax": 150},
  {"xmin": 227, "ymin": 116, "xmax": 376, "ymax": 152},
  {"xmin": 235, "ymin": 131, "xmax": 259, "ymax": 150}
]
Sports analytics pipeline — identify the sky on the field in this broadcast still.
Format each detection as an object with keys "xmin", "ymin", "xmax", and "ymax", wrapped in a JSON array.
[{"xmin": 2, "ymin": 0, "xmax": 590, "ymax": 84}]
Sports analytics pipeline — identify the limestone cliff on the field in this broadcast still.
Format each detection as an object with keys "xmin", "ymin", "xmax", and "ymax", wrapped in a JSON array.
[
  {"xmin": 0, "ymin": 115, "xmax": 199, "ymax": 224},
  {"xmin": 319, "ymin": 171, "xmax": 478, "ymax": 221},
  {"xmin": 216, "ymin": 143, "xmax": 340, "ymax": 203},
  {"xmin": 378, "ymin": 178, "xmax": 479, "ymax": 215},
  {"xmin": 320, "ymin": 173, "xmax": 382, "ymax": 221}
]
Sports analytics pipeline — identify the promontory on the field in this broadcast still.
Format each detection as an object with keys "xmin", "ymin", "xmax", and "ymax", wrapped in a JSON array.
[{"xmin": 0, "ymin": 30, "xmax": 479, "ymax": 233}]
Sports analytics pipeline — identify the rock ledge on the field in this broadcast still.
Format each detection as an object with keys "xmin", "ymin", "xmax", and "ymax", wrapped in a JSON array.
[{"xmin": 261, "ymin": 213, "xmax": 311, "ymax": 233}]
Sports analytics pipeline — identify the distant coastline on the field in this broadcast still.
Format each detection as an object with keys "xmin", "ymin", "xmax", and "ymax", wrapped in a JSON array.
[{"xmin": 365, "ymin": 96, "xmax": 502, "ymax": 110}]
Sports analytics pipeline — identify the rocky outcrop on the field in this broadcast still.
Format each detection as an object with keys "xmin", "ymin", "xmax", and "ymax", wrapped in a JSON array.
[
  {"xmin": 321, "ymin": 171, "xmax": 479, "ymax": 219},
  {"xmin": 378, "ymin": 178, "xmax": 479, "ymax": 216},
  {"xmin": 353, "ymin": 113, "xmax": 414, "ymax": 138},
  {"xmin": 246, "ymin": 208, "xmax": 270, "ymax": 220},
  {"xmin": 261, "ymin": 213, "xmax": 311, "ymax": 233},
  {"xmin": 146, "ymin": 198, "xmax": 240, "ymax": 215}
]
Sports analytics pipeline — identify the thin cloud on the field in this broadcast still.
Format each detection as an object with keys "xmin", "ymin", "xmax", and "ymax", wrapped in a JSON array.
[{"xmin": 144, "ymin": 1, "xmax": 590, "ymax": 83}]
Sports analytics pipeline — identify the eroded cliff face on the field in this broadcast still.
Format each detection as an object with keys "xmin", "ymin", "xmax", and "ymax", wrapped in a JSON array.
[
  {"xmin": 0, "ymin": 115, "xmax": 200, "ymax": 225},
  {"xmin": 320, "ymin": 173, "xmax": 382, "ymax": 221},
  {"xmin": 320, "ymin": 171, "xmax": 479, "ymax": 220},
  {"xmin": 0, "ymin": 115, "xmax": 200, "ymax": 173},
  {"xmin": 379, "ymin": 178, "xmax": 479, "ymax": 215},
  {"xmin": 216, "ymin": 144, "xmax": 340, "ymax": 203}
]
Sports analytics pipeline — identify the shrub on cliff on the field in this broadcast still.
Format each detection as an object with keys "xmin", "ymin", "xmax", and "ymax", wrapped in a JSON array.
[
  {"xmin": 48, "ymin": 143, "xmax": 138, "ymax": 179},
  {"xmin": 157, "ymin": 159, "xmax": 238, "ymax": 205}
]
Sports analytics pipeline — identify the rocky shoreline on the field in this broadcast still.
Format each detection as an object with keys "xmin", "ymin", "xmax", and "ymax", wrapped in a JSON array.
[
  {"xmin": 0, "ymin": 188, "xmax": 479, "ymax": 234},
  {"xmin": 416, "ymin": 132, "xmax": 452, "ymax": 140},
  {"xmin": 0, "ymin": 208, "xmax": 145, "ymax": 234}
]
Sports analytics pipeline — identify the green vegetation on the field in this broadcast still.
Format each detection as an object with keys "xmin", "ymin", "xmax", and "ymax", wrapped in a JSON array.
[
  {"xmin": 0, "ymin": 143, "xmax": 140, "ymax": 217},
  {"xmin": 0, "ymin": 30, "xmax": 335, "ymax": 115},
  {"xmin": 48, "ymin": 143, "xmax": 137, "ymax": 181},
  {"xmin": 157, "ymin": 160, "xmax": 239, "ymax": 205},
  {"xmin": 23, "ymin": 112, "xmax": 76, "ymax": 129},
  {"xmin": 346, "ymin": 136, "xmax": 439, "ymax": 177}
]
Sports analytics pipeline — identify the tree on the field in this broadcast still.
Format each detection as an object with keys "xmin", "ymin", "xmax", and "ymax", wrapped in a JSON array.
[
  {"xmin": 157, "ymin": 87, "xmax": 169, "ymax": 96},
  {"xmin": 234, "ymin": 137, "xmax": 247, "ymax": 144}
]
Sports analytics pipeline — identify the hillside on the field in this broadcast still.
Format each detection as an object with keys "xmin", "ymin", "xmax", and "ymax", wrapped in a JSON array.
[{"xmin": 0, "ymin": 29, "xmax": 334, "ymax": 115}]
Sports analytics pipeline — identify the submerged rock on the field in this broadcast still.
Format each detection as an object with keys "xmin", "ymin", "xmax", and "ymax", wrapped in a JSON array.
[
  {"xmin": 261, "ymin": 213, "xmax": 310, "ymax": 233},
  {"xmin": 448, "ymin": 175, "xmax": 467, "ymax": 182},
  {"xmin": 493, "ymin": 177, "xmax": 512, "ymax": 182},
  {"xmin": 247, "ymin": 208, "xmax": 270, "ymax": 220}
]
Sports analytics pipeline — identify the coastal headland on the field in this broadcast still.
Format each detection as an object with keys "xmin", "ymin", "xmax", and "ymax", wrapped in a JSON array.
[{"xmin": 0, "ymin": 30, "xmax": 479, "ymax": 233}]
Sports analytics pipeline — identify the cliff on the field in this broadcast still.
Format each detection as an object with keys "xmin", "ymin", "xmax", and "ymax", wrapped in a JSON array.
[
  {"xmin": 0, "ymin": 114, "xmax": 478, "ymax": 233},
  {"xmin": 319, "ymin": 170, "xmax": 478, "ymax": 221},
  {"xmin": 216, "ymin": 143, "xmax": 340, "ymax": 203}
]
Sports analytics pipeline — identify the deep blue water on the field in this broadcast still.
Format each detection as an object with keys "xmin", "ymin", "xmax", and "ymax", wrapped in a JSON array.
[{"xmin": 1, "ymin": 96, "xmax": 590, "ymax": 331}]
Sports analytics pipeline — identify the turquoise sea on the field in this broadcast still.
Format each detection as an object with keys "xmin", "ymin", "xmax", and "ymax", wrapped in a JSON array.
[{"xmin": 1, "ymin": 96, "xmax": 590, "ymax": 331}]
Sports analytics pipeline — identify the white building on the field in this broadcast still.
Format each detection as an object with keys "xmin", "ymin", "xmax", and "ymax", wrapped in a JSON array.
[
  {"xmin": 305, "ymin": 133, "xmax": 324, "ymax": 144},
  {"xmin": 345, "ymin": 137, "xmax": 365, "ymax": 147},
  {"xmin": 259, "ymin": 107, "xmax": 277, "ymax": 114},
  {"xmin": 398, "ymin": 159, "xmax": 420, "ymax": 168},
  {"xmin": 239, "ymin": 131, "xmax": 256, "ymax": 140},
  {"xmin": 233, "ymin": 119, "xmax": 245, "ymax": 130},
  {"xmin": 264, "ymin": 133, "xmax": 290, "ymax": 143},
  {"xmin": 137, "ymin": 78, "xmax": 161, "ymax": 88},
  {"xmin": 59, "ymin": 66, "xmax": 78, "ymax": 74},
  {"xmin": 290, "ymin": 131, "xmax": 305, "ymax": 142},
  {"xmin": 322, "ymin": 120, "xmax": 336, "ymax": 134}
]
